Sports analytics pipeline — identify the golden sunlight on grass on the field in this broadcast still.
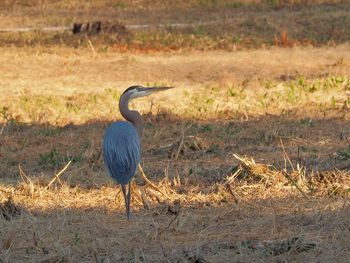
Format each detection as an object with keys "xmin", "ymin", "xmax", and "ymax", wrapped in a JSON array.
[
  {"xmin": 0, "ymin": 1, "xmax": 350, "ymax": 261},
  {"xmin": 1, "ymin": 46, "xmax": 349, "ymax": 262},
  {"xmin": 0, "ymin": 154, "xmax": 349, "ymax": 261}
]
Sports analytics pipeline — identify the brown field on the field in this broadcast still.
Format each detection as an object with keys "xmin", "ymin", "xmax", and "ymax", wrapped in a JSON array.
[
  {"xmin": 0, "ymin": 1, "xmax": 350, "ymax": 262},
  {"xmin": 1, "ymin": 0, "xmax": 350, "ymax": 50}
]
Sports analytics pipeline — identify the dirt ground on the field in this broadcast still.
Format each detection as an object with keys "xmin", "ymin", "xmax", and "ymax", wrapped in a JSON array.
[{"xmin": 1, "ymin": 1, "xmax": 350, "ymax": 262}]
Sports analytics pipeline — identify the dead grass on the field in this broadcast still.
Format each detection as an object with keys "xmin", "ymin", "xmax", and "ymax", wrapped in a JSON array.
[
  {"xmin": 0, "ymin": 0, "xmax": 349, "ymax": 50},
  {"xmin": 0, "ymin": 2, "xmax": 350, "ymax": 261},
  {"xmin": 1, "ymin": 0, "xmax": 348, "ymax": 27},
  {"xmin": 0, "ymin": 45, "xmax": 349, "ymax": 97},
  {"xmin": 0, "ymin": 154, "xmax": 349, "ymax": 262},
  {"xmin": 1, "ymin": 62, "xmax": 349, "ymax": 260}
]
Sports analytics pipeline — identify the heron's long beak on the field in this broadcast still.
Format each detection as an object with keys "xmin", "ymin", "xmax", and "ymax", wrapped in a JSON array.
[
  {"xmin": 121, "ymin": 184, "xmax": 131, "ymax": 220},
  {"xmin": 143, "ymin": 86, "xmax": 174, "ymax": 94}
]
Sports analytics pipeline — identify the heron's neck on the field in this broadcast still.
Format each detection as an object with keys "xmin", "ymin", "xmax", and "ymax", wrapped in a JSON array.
[{"xmin": 119, "ymin": 94, "xmax": 143, "ymax": 138}]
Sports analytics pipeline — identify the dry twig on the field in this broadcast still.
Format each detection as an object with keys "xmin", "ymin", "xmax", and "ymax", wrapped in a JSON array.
[
  {"xmin": 174, "ymin": 121, "xmax": 185, "ymax": 161},
  {"xmin": 45, "ymin": 160, "xmax": 72, "ymax": 189},
  {"xmin": 87, "ymin": 38, "xmax": 97, "ymax": 55},
  {"xmin": 280, "ymin": 138, "xmax": 295, "ymax": 171},
  {"xmin": 224, "ymin": 166, "xmax": 243, "ymax": 186},
  {"xmin": 281, "ymin": 169, "xmax": 309, "ymax": 200},
  {"xmin": 138, "ymin": 165, "xmax": 170, "ymax": 199},
  {"xmin": 139, "ymin": 187, "xmax": 151, "ymax": 210},
  {"xmin": 18, "ymin": 164, "xmax": 31, "ymax": 183}
]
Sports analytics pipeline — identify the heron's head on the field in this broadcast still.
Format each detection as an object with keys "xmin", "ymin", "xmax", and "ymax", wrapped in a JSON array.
[{"xmin": 122, "ymin": 85, "xmax": 174, "ymax": 101}]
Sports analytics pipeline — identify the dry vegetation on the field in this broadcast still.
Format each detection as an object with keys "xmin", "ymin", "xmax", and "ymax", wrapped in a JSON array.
[
  {"xmin": 0, "ymin": 1, "xmax": 350, "ymax": 262},
  {"xmin": 0, "ymin": 0, "xmax": 350, "ymax": 50}
]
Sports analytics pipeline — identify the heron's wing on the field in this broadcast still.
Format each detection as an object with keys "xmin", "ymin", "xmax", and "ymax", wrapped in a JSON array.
[{"xmin": 103, "ymin": 122, "xmax": 141, "ymax": 185}]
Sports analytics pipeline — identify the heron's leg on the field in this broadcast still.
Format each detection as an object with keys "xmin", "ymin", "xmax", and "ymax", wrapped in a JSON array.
[
  {"xmin": 121, "ymin": 185, "xmax": 127, "ymax": 203},
  {"xmin": 127, "ymin": 183, "xmax": 131, "ymax": 210},
  {"xmin": 126, "ymin": 183, "xmax": 132, "ymax": 220},
  {"xmin": 121, "ymin": 184, "xmax": 131, "ymax": 220}
]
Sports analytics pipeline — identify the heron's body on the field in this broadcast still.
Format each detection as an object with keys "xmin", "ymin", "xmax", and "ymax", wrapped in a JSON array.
[
  {"xmin": 102, "ymin": 85, "xmax": 173, "ymax": 220},
  {"xmin": 103, "ymin": 121, "xmax": 141, "ymax": 185}
]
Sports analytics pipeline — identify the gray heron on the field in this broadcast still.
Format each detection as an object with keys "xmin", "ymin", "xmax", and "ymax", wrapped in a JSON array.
[{"xmin": 103, "ymin": 85, "xmax": 173, "ymax": 220}]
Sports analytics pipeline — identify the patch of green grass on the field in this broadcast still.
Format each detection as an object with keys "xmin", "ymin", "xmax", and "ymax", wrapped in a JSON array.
[
  {"xmin": 74, "ymin": 233, "xmax": 81, "ymax": 245},
  {"xmin": 66, "ymin": 101, "xmax": 81, "ymax": 114},
  {"xmin": 2, "ymin": 76, "xmax": 348, "ymax": 127},
  {"xmin": 300, "ymin": 117, "xmax": 313, "ymax": 127},
  {"xmin": 223, "ymin": 122, "xmax": 240, "ymax": 138},
  {"xmin": 19, "ymin": 138, "xmax": 29, "ymax": 149},
  {"xmin": 336, "ymin": 147, "xmax": 350, "ymax": 161},
  {"xmin": 37, "ymin": 127, "xmax": 62, "ymax": 137},
  {"xmin": 38, "ymin": 148, "xmax": 83, "ymax": 168},
  {"xmin": 226, "ymin": 86, "xmax": 246, "ymax": 99},
  {"xmin": 200, "ymin": 124, "xmax": 213, "ymax": 132},
  {"xmin": 105, "ymin": 88, "xmax": 121, "ymax": 101},
  {"xmin": 39, "ymin": 148, "xmax": 62, "ymax": 168},
  {"xmin": 257, "ymin": 92, "xmax": 270, "ymax": 110},
  {"xmin": 191, "ymin": 93, "xmax": 216, "ymax": 114},
  {"xmin": 331, "ymin": 96, "xmax": 337, "ymax": 109}
]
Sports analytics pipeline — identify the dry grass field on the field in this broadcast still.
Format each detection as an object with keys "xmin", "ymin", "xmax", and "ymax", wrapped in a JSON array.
[{"xmin": 1, "ymin": 1, "xmax": 350, "ymax": 262}]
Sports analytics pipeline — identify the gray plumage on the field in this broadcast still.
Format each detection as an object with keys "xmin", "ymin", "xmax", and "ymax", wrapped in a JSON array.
[
  {"xmin": 103, "ymin": 122, "xmax": 141, "ymax": 185},
  {"xmin": 103, "ymin": 85, "xmax": 173, "ymax": 220}
]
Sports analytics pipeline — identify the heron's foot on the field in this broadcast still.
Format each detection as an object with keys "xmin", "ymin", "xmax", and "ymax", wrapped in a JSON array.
[{"xmin": 126, "ymin": 211, "xmax": 134, "ymax": 221}]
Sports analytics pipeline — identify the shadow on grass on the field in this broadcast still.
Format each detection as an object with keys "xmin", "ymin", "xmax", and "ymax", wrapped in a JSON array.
[
  {"xmin": 1, "ymin": 109, "xmax": 349, "ymax": 188},
  {"xmin": 0, "ymin": 108, "xmax": 349, "ymax": 261}
]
